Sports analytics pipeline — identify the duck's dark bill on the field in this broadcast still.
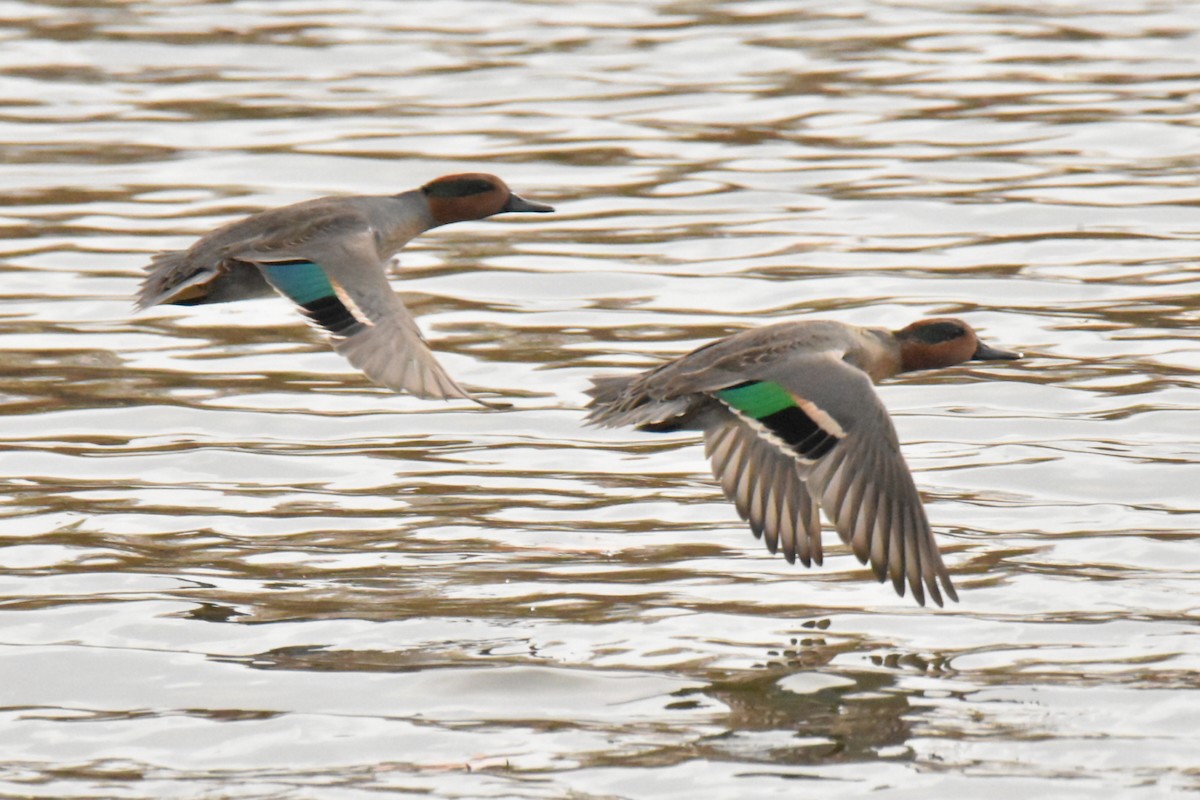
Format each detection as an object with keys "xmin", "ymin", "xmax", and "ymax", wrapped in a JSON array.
[
  {"xmin": 503, "ymin": 193, "xmax": 555, "ymax": 213},
  {"xmin": 972, "ymin": 341, "xmax": 1022, "ymax": 360}
]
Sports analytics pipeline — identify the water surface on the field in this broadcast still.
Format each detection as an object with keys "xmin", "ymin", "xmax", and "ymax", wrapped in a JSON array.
[{"xmin": 1, "ymin": 1, "xmax": 1198, "ymax": 797}]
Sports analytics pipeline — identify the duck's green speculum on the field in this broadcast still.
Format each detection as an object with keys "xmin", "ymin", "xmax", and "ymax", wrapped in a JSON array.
[
  {"xmin": 716, "ymin": 380, "xmax": 795, "ymax": 418},
  {"xmin": 717, "ymin": 380, "xmax": 840, "ymax": 460},
  {"xmin": 261, "ymin": 261, "xmax": 334, "ymax": 306},
  {"xmin": 261, "ymin": 261, "xmax": 361, "ymax": 336}
]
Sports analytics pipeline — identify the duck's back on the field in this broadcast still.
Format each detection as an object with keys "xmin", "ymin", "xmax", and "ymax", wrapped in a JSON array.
[
  {"xmin": 137, "ymin": 196, "xmax": 384, "ymax": 309},
  {"xmin": 587, "ymin": 320, "xmax": 872, "ymax": 431},
  {"xmin": 638, "ymin": 320, "xmax": 872, "ymax": 397}
]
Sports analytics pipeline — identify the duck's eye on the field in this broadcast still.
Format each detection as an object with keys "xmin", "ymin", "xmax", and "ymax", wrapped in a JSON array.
[
  {"xmin": 424, "ymin": 178, "xmax": 496, "ymax": 199},
  {"xmin": 913, "ymin": 321, "xmax": 967, "ymax": 344}
]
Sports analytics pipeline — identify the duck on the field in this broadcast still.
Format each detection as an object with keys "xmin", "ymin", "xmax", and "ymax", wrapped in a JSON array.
[
  {"xmin": 585, "ymin": 317, "xmax": 1021, "ymax": 607},
  {"xmin": 135, "ymin": 173, "xmax": 554, "ymax": 407}
]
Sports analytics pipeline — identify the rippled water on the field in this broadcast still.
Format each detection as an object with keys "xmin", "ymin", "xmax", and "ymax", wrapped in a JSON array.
[{"xmin": 2, "ymin": 0, "xmax": 1198, "ymax": 797}]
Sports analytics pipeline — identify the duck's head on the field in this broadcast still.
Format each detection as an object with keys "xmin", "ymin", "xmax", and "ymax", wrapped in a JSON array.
[
  {"xmin": 421, "ymin": 173, "xmax": 554, "ymax": 226},
  {"xmin": 894, "ymin": 318, "xmax": 1021, "ymax": 372}
]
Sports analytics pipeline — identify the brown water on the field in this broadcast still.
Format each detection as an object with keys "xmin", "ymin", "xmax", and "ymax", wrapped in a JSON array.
[{"xmin": 1, "ymin": 1, "xmax": 1198, "ymax": 797}]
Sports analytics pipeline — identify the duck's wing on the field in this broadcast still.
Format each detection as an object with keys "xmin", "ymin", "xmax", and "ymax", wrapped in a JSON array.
[
  {"xmin": 245, "ymin": 226, "xmax": 493, "ymax": 406},
  {"xmin": 703, "ymin": 408, "xmax": 825, "ymax": 567},
  {"xmin": 704, "ymin": 353, "xmax": 957, "ymax": 607}
]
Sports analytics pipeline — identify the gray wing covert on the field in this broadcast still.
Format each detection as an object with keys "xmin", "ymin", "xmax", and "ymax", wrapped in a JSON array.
[
  {"xmin": 769, "ymin": 356, "xmax": 957, "ymax": 606},
  {"xmin": 252, "ymin": 228, "xmax": 491, "ymax": 405},
  {"xmin": 705, "ymin": 353, "xmax": 957, "ymax": 606}
]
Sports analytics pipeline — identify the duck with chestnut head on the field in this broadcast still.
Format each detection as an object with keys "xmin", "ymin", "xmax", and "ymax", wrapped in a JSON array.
[
  {"xmin": 136, "ymin": 173, "xmax": 553, "ymax": 406},
  {"xmin": 586, "ymin": 317, "xmax": 1021, "ymax": 607}
]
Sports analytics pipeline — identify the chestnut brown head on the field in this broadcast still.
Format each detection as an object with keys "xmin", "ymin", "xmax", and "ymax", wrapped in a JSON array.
[
  {"xmin": 421, "ymin": 173, "xmax": 553, "ymax": 227},
  {"xmin": 894, "ymin": 318, "xmax": 1021, "ymax": 373}
]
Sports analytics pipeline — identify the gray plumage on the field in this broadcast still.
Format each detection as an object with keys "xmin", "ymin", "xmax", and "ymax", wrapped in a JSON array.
[
  {"xmin": 136, "ymin": 174, "xmax": 553, "ymax": 406},
  {"xmin": 587, "ymin": 317, "xmax": 1021, "ymax": 607}
]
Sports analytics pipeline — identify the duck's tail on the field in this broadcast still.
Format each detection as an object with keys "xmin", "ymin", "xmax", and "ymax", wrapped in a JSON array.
[
  {"xmin": 584, "ymin": 374, "xmax": 634, "ymax": 408},
  {"xmin": 135, "ymin": 251, "xmax": 213, "ymax": 309},
  {"xmin": 584, "ymin": 374, "xmax": 697, "ymax": 431}
]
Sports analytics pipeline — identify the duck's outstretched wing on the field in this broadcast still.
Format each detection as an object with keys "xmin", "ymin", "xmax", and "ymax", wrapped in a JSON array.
[
  {"xmin": 249, "ymin": 228, "xmax": 497, "ymax": 407},
  {"xmin": 704, "ymin": 354, "xmax": 957, "ymax": 607},
  {"xmin": 703, "ymin": 410, "xmax": 825, "ymax": 567}
]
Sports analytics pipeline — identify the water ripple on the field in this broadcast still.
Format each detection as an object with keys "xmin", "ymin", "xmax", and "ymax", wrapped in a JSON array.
[{"xmin": 0, "ymin": 0, "xmax": 1198, "ymax": 797}]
